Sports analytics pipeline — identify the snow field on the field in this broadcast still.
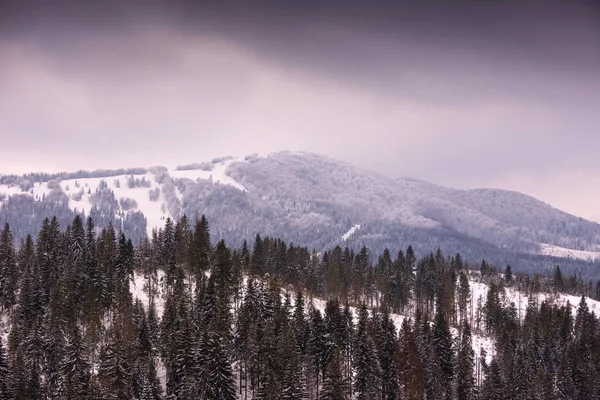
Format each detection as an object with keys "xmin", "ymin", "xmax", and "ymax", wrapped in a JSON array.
[{"xmin": 539, "ymin": 242, "xmax": 600, "ymax": 261}]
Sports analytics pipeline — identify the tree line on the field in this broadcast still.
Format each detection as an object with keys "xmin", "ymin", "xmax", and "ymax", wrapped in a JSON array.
[{"xmin": 0, "ymin": 215, "xmax": 599, "ymax": 399}]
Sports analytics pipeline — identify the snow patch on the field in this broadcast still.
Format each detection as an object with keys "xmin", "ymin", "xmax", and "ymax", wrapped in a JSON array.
[
  {"xmin": 341, "ymin": 224, "xmax": 360, "ymax": 241},
  {"xmin": 60, "ymin": 174, "xmax": 170, "ymax": 236},
  {"xmin": 469, "ymin": 275, "xmax": 600, "ymax": 319},
  {"xmin": 0, "ymin": 311, "xmax": 9, "ymax": 344},
  {"xmin": 169, "ymin": 157, "xmax": 247, "ymax": 192},
  {"xmin": 538, "ymin": 243, "xmax": 600, "ymax": 261},
  {"xmin": 130, "ymin": 270, "xmax": 166, "ymax": 318},
  {"xmin": 0, "ymin": 182, "xmax": 54, "ymax": 204}
]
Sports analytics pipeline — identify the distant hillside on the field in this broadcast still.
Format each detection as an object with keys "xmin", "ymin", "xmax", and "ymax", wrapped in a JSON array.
[{"xmin": 2, "ymin": 151, "xmax": 600, "ymax": 279}]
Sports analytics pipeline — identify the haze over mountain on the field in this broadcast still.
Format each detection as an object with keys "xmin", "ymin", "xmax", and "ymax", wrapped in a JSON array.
[
  {"xmin": 1, "ymin": 151, "xmax": 599, "ymax": 279},
  {"xmin": 2, "ymin": 0, "xmax": 600, "ymax": 223}
]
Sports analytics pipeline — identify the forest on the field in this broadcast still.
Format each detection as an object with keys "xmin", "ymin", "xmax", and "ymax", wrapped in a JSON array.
[{"xmin": 0, "ymin": 214, "xmax": 599, "ymax": 399}]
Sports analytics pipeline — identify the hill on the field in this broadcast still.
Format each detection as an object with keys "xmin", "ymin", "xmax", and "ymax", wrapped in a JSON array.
[{"xmin": 2, "ymin": 151, "xmax": 600, "ymax": 278}]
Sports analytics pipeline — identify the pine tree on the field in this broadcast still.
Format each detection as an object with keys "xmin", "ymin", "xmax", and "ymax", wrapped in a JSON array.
[
  {"xmin": 280, "ymin": 319, "xmax": 306, "ymax": 400},
  {"xmin": 251, "ymin": 234, "xmax": 265, "ymax": 276},
  {"xmin": 60, "ymin": 324, "xmax": 91, "ymax": 399},
  {"xmin": 374, "ymin": 306, "xmax": 402, "ymax": 400},
  {"xmin": 321, "ymin": 346, "xmax": 349, "ymax": 400},
  {"xmin": 0, "ymin": 336, "xmax": 14, "ymax": 399},
  {"xmin": 400, "ymin": 317, "xmax": 424, "ymax": 400},
  {"xmin": 353, "ymin": 303, "xmax": 381, "ymax": 399},
  {"xmin": 196, "ymin": 331, "xmax": 236, "ymax": 400},
  {"xmin": 0, "ymin": 223, "xmax": 18, "ymax": 309},
  {"xmin": 16, "ymin": 235, "xmax": 39, "ymax": 327},
  {"xmin": 189, "ymin": 215, "xmax": 211, "ymax": 282},
  {"xmin": 481, "ymin": 359, "xmax": 504, "ymax": 400},
  {"xmin": 431, "ymin": 303, "xmax": 454, "ymax": 400},
  {"xmin": 457, "ymin": 271, "xmax": 471, "ymax": 328},
  {"xmin": 457, "ymin": 321, "xmax": 476, "ymax": 400},
  {"xmin": 98, "ymin": 318, "xmax": 134, "ymax": 400}
]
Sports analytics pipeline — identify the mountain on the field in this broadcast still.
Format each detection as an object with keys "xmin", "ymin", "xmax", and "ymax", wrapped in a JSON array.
[{"xmin": 1, "ymin": 151, "xmax": 600, "ymax": 279}]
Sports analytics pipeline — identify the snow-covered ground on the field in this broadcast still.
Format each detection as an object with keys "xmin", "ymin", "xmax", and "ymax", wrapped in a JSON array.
[
  {"xmin": 170, "ymin": 157, "xmax": 247, "ymax": 192},
  {"xmin": 0, "ymin": 181, "xmax": 54, "ymax": 205},
  {"xmin": 538, "ymin": 242, "xmax": 600, "ymax": 261},
  {"xmin": 341, "ymin": 224, "xmax": 360, "ymax": 241},
  {"xmin": 60, "ymin": 174, "xmax": 170, "ymax": 236},
  {"xmin": 0, "ymin": 312, "xmax": 9, "ymax": 344},
  {"xmin": 469, "ymin": 278, "xmax": 600, "ymax": 320},
  {"xmin": 305, "ymin": 289, "xmax": 494, "ymax": 366},
  {"xmin": 130, "ymin": 271, "xmax": 167, "ymax": 320},
  {"xmin": 0, "ymin": 157, "xmax": 249, "ymax": 236}
]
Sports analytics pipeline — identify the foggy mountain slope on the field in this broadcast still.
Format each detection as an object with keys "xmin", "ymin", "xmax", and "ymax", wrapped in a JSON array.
[
  {"xmin": 2, "ymin": 151, "xmax": 600, "ymax": 278},
  {"xmin": 225, "ymin": 152, "xmax": 600, "ymax": 251}
]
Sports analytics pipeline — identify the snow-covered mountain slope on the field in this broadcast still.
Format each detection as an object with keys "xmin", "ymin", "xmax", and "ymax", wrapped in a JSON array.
[
  {"xmin": 2, "ymin": 151, "xmax": 600, "ymax": 278},
  {"xmin": 539, "ymin": 243, "xmax": 600, "ymax": 261}
]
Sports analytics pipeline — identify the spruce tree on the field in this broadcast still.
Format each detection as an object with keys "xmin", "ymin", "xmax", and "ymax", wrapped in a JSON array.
[
  {"xmin": 60, "ymin": 324, "xmax": 91, "ymax": 400},
  {"xmin": 0, "ymin": 223, "xmax": 18, "ymax": 309},
  {"xmin": 457, "ymin": 321, "xmax": 476, "ymax": 400},
  {"xmin": 353, "ymin": 303, "xmax": 381, "ymax": 399},
  {"xmin": 196, "ymin": 330, "xmax": 236, "ymax": 400},
  {"xmin": 280, "ymin": 319, "xmax": 306, "ymax": 400},
  {"xmin": 0, "ymin": 336, "xmax": 14, "ymax": 400},
  {"xmin": 481, "ymin": 359, "xmax": 504, "ymax": 400},
  {"xmin": 321, "ymin": 346, "xmax": 349, "ymax": 400},
  {"xmin": 431, "ymin": 303, "xmax": 454, "ymax": 400}
]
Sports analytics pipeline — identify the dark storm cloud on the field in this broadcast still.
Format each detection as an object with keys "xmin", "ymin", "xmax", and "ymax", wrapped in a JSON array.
[{"xmin": 1, "ymin": 0, "xmax": 599, "ymax": 219}]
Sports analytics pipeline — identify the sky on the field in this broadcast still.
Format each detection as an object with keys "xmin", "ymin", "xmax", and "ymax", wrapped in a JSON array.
[{"xmin": 1, "ymin": 0, "xmax": 600, "ymax": 220}]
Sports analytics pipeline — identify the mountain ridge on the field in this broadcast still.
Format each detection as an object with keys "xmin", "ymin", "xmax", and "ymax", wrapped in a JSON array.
[{"xmin": 1, "ymin": 150, "xmax": 599, "ymax": 279}]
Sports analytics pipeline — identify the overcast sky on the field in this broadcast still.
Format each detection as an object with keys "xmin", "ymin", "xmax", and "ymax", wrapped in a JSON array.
[{"xmin": 1, "ymin": 0, "xmax": 599, "ymax": 220}]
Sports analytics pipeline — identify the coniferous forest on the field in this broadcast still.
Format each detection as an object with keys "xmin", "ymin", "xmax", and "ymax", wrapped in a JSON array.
[{"xmin": 0, "ymin": 215, "xmax": 600, "ymax": 399}]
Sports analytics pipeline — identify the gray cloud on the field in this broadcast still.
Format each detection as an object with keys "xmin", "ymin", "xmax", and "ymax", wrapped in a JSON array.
[{"xmin": 0, "ymin": 0, "xmax": 599, "ymax": 220}]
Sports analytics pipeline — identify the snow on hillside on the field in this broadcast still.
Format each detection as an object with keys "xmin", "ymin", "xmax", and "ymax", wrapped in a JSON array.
[
  {"xmin": 305, "ymin": 290, "xmax": 495, "ymax": 366},
  {"xmin": 60, "ymin": 174, "xmax": 170, "ymax": 236},
  {"xmin": 341, "ymin": 224, "xmax": 360, "ymax": 241},
  {"xmin": 469, "ymin": 278, "xmax": 600, "ymax": 320},
  {"xmin": 539, "ymin": 242, "xmax": 600, "ymax": 261},
  {"xmin": 130, "ymin": 271, "xmax": 167, "ymax": 318},
  {"xmin": 0, "ymin": 181, "xmax": 53, "ymax": 204},
  {"xmin": 170, "ymin": 157, "xmax": 247, "ymax": 192},
  {"xmin": 0, "ymin": 312, "xmax": 9, "ymax": 344}
]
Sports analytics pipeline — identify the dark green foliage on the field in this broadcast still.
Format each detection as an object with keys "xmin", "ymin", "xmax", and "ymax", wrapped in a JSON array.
[
  {"xmin": 1, "ymin": 214, "xmax": 600, "ymax": 400},
  {"xmin": 0, "ymin": 336, "xmax": 14, "ymax": 400},
  {"xmin": 353, "ymin": 303, "xmax": 381, "ymax": 399},
  {"xmin": 197, "ymin": 332, "xmax": 236, "ymax": 400},
  {"xmin": 431, "ymin": 304, "xmax": 454, "ymax": 399},
  {"xmin": 321, "ymin": 346, "xmax": 349, "ymax": 400},
  {"xmin": 457, "ymin": 322, "xmax": 476, "ymax": 400}
]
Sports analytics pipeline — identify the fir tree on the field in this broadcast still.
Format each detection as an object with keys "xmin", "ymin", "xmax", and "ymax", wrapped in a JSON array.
[
  {"xmin": 457, "ymin": 321, "xmax": 476, "ymax": 400},
  {"xmin": 321, "ymin": 346, "xmax": 349, "ymax": 400},
  {"xmin": 0, "ymin": 336, "xmax": 14, "ymax": 400},
  {"xmin": 0, "ymin": 223, "xmax": 18, "ymax": 309},
  {"xmin": 60, "ymin": 324, "xmax": 91, "ymax": 399},
  {"xmin": 353, "ymin": 303, "xmax": 381, "ymax": 399},
  {"xmin": 196, "ymin": 331, "xmax": 236, "ymax": 400},
  {"xmin": 431, "ymin": 303, "xmax": 454, "ymax": 400}
]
